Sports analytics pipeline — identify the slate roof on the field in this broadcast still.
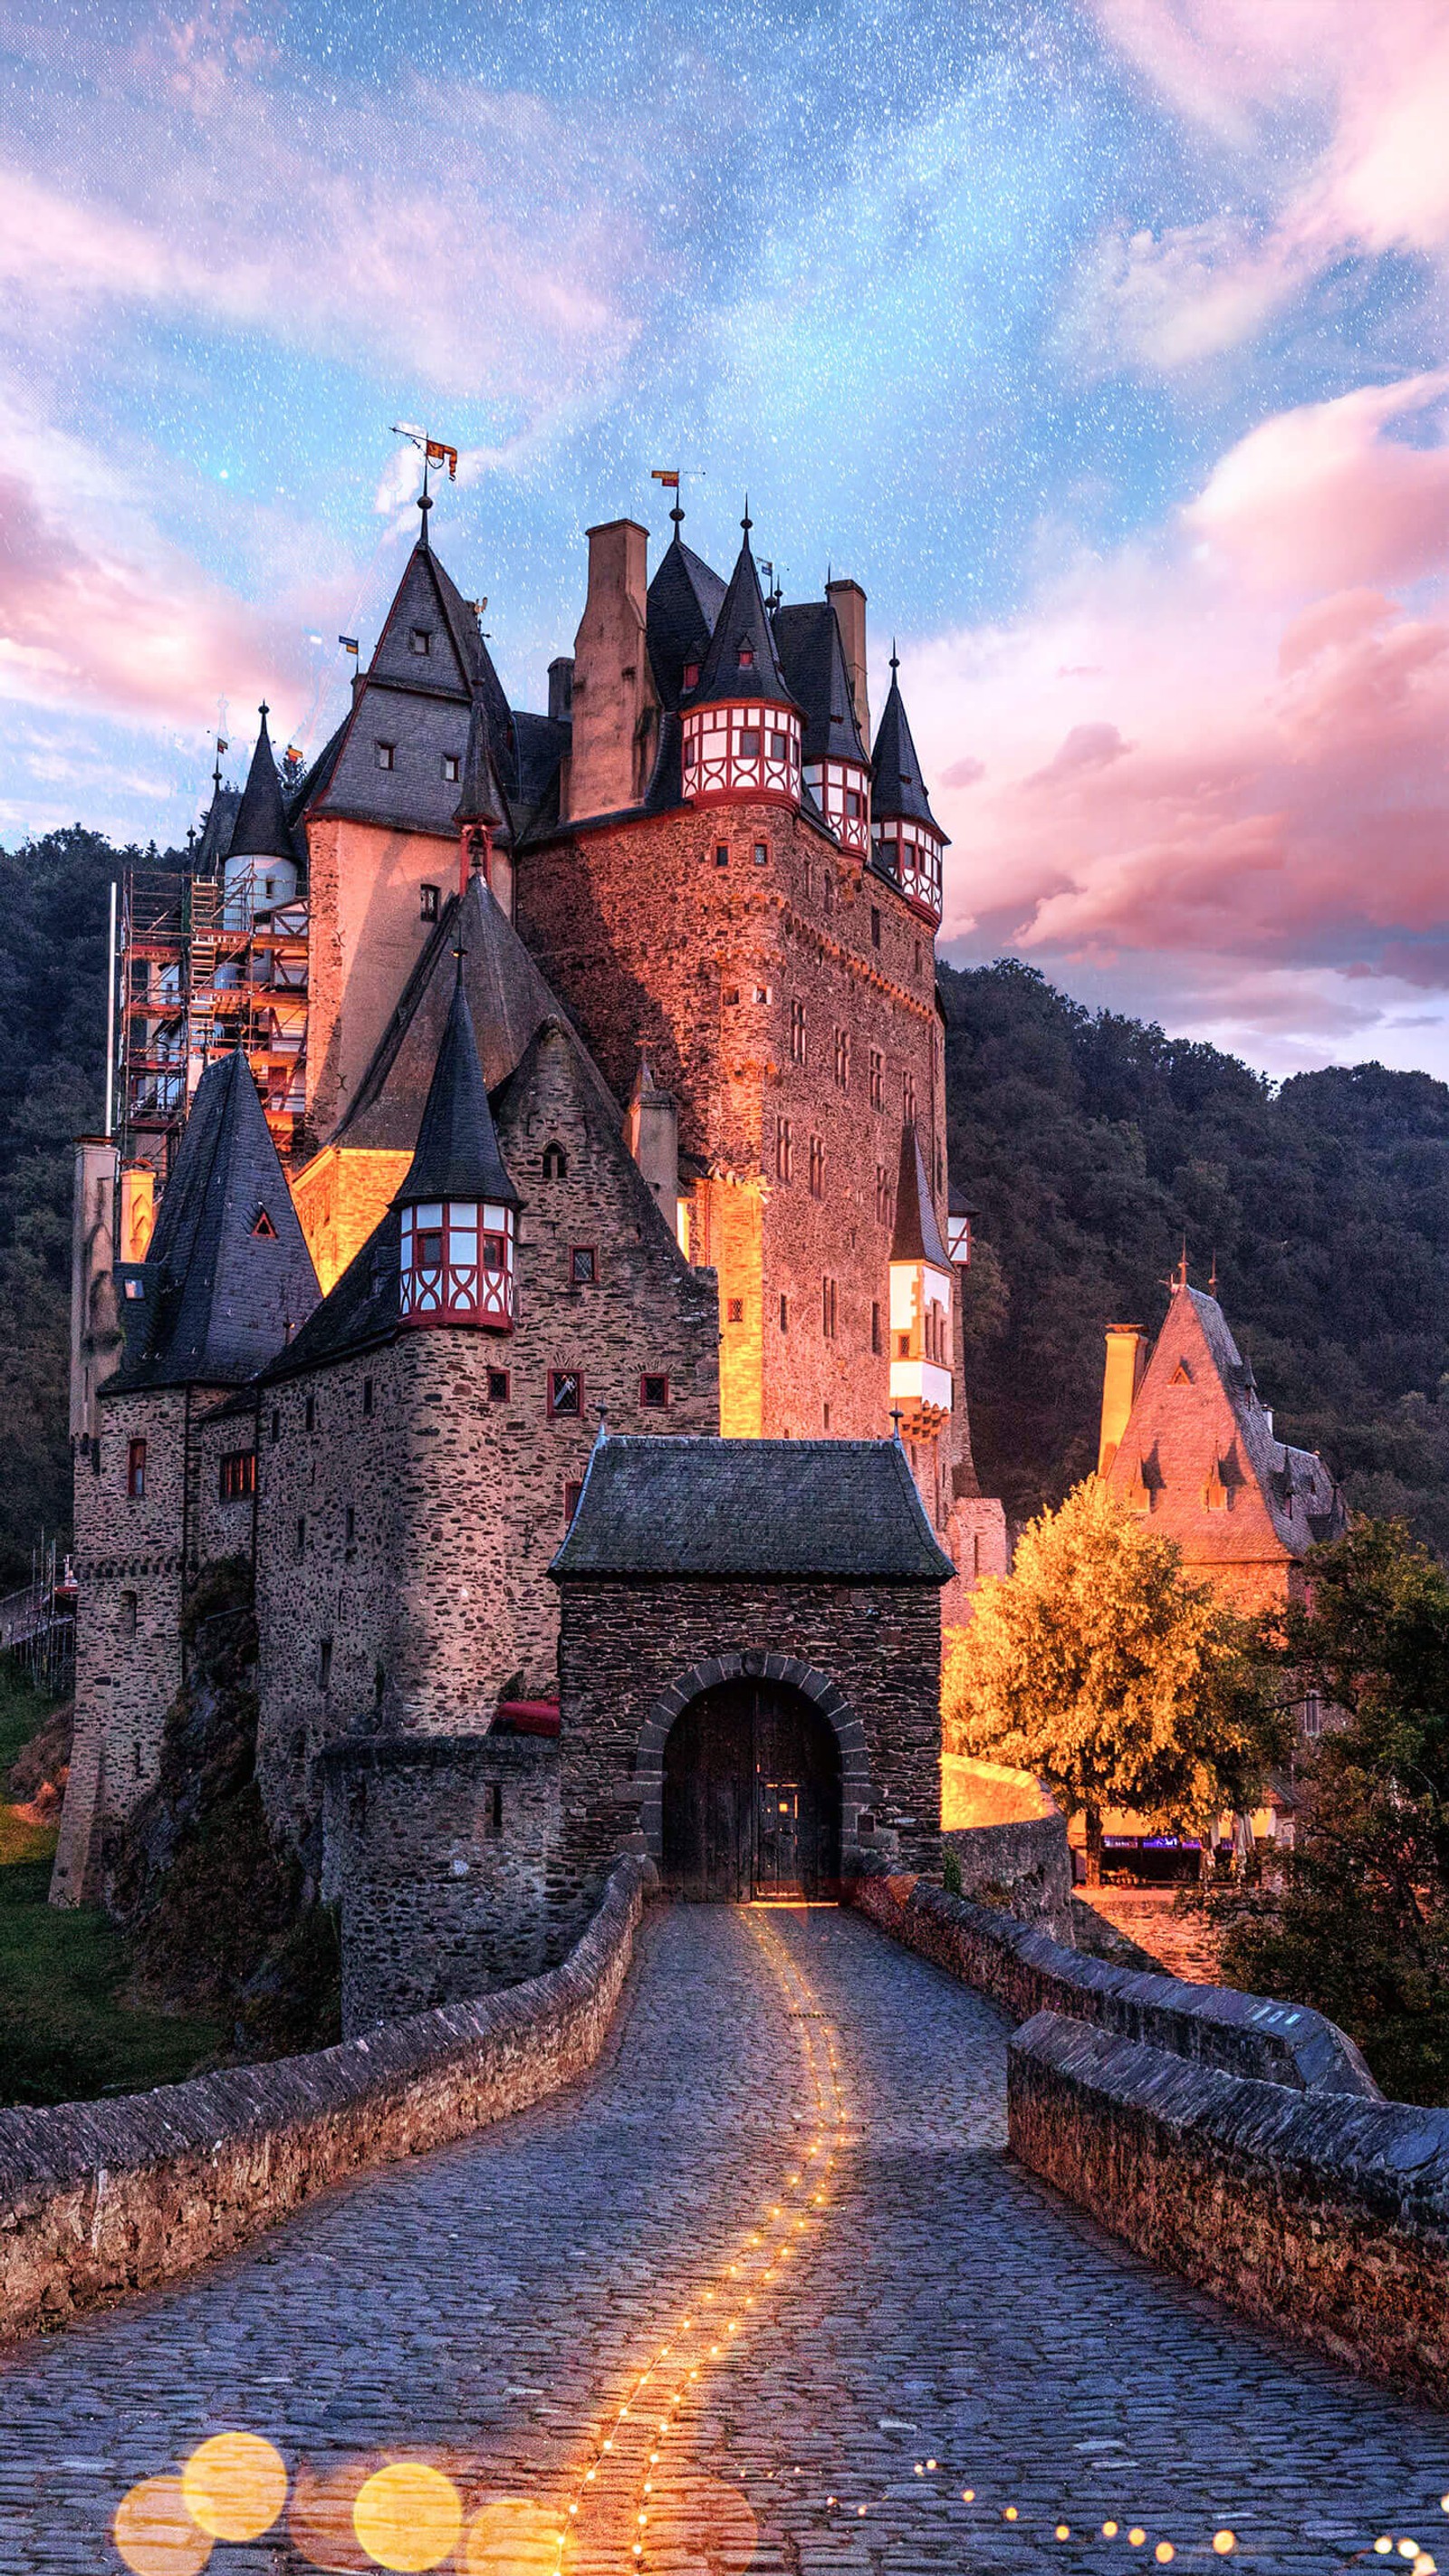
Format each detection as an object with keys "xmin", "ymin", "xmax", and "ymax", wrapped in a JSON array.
[
  {"xmin": 1184, "ymin": 1289, "xmax": 1346, "ymax": 1551},
  {"xmin": 230, "ymin": 708, "xmax": 294, "ymax": 861},
  {"xmin": 871, "ymin": 662, "xmax": 946, "ymax": 836},
  {"xmin": 772, "ymin": 602, "xmax": 868, "ymax": 768},
  {"xmin": 395, "ymin": 966, "xmax": 519, "ymax": 1210},
  {"xmin": 259, "ymin": 1209, "xmax": 403, "ymax": 1383},
  {"xmin": 551, "ymin": 1435, "xmax": 955, "ymax": 1582},
  {"xmin": 454, "ymin": 690, "xmax": 503, "ymax": 829},
  {"xmin": 684, "ymin": 533, "xmax": 799, "ymax": 713},
  {"xmin": 890, "ymin": 1126, "xmax": 951, "ymax": 1270},
  {"xmin": 331, "ymin": 871, "xmax": 568, "ymax": 1150},
  {"xmin": 647, "ymin": 533, "xmax": 728, "ymax": 709},
  {"xmin": 193, "ymin": 784, "xmax": 241, "ymax": 875},
  {"xmin": 110, "ymin": 1052, "xmax": 320, "ymax": 1392}
]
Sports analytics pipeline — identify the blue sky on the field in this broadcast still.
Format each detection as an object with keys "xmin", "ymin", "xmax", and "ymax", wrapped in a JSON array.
[{"xmin": 3, "ymin": 0, "xmax": 1448, "ymax": 1075}]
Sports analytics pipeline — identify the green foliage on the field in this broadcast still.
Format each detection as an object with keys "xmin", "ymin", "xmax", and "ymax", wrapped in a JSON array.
[
  {"xmin": 941, "ymin": 1846, "xmax": 963, "ymax": 1897},
  {"xmin": 1221, "ymin": 1519, "xmax": 1449, "ymax": 2102},
  {"xmin": 941, "ymin": 959, "xmax": 1449, "ymax": 1550},
  {"xmin": 945, "ymin": 1479, "xmax": 1282, "ymax": 1858}
]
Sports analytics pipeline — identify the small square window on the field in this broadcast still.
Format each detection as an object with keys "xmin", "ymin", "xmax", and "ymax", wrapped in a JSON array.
[
  {"xmin": 270, "ymin": 1407, "xmax": 282, "ymax": 1444},
  {"xmin": 487, "ymin": 1367, "xmax": 511, "ymax": 1403},
  {"xmin": 409, "ymin": 626, "xmax": 431, "ymax": 656},
  {"xmin": 753, "ymin": 840, "xmax": 768, "ymax": 866},
  {"xmin": 727, "ymin": 1298, "xmax": 744, "ymax": 1324},
  {"xmin": 320, "ymin": 1638, "xmax": 333, "ymax": 1688},
  {"xmin": 737, "ymin": 728, "xmax": 760, "ymax": 757},
  {"xmin": 737, "ymin": 644, "xmax": 755, "ymax": 668},
  {"xmin": 126, "ymin": 1437, "xmax": 146, "ymax": 1499},
  {"xmin": 376, "ymin": 742, "xmax": 396, "ymax": 771},
  {"xmin": 769, "ymin": 730, "xmax": 787, "ymax": 761},
  {"xmin": 442, "ymin": 754, "xmax": 460, "ymax": 783},
  {"xmin": 571, "ymin": 1245, "xmax": 598, "ymax": 1285},
  {"xmin": 361, "ymin": 1378, "xmax": 374, "ymax": 1418},
  {"xmin": 639, "ymin": 1372, "xmax": 669, "ymax": 1408},
  {"xmin": 683, "ymin": 658, "xmax": 700, "ymax": 688},
  {"xmin": 563, "ymin": 1478, "xmax": 584, "ymax": 1523},
  {"xmin": 715, "ymin": 841, "xmax": 729, "ymax": 868},
  {"xmin": 420, "ymin": 883, "xmax": 440, "ymax": 923},
  {"xmin": 345, "ymin": 1504, "xmax": 356, "ymax": 1546},
  {"xmin": 780, "ymin": 1293, "xmax": 789, "ymax": 1332},
  {"xmin": 548, "ymin": 1369, "xmax": 582, "ymax": 1418},
  {"xmin": 304, "ymin": 1394, "xmax": 317, "ymax": 1433},
  {"xmin": 871, "ymin": 1300, "xmax": 882, "ymax": 1355}
]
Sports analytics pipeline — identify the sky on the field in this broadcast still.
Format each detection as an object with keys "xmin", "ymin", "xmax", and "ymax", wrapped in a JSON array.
[{"xmin": 1, "ymin": 0, "xmax": 1448, "ymax": 1081}]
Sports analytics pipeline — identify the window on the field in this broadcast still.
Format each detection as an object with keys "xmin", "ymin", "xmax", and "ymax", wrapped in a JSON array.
[
  {"xmin": 769, "ymin": 730, "xmax": 788, "ymax": 761},
  {"xmin": 320, "ymin": 1638, "xmax": 333, "ymax": 1690},
  {"xmin": 542, "ymin": 1140, "xmax": 568, "ymax": 1180},
  {"xmin": 868, "ymin": 1048, "xmax": 884, "ymax": 1110},
  {"xmin": 548, "ymin": 1369, "xmax": 582, "ymax": 1418},
  {"xmin": 724, "ymin": 985, "xmax": 741, "ymax": 1006},
  {"xmin": 345, "ymin": 1504, "xmax": 356, "ymax": 1546},
  {"xmin": 1302, "ymin": 1693, "xmax": 1324, "ymax": 1739},
  {"xmin": 362, "ymin": 1378, "xmax": 374, "ymax": 1418},
  {"xmin": 492, "ymin": 1782, "xmax": 504, "ymax": 1830},
  {"xmin": 753, "ymin": 840, "xmax": 768, "ymax": 866},
  {"xmin": 564, "ymin": 1478, "xmax": 583, "ymax": 1523},
  {"xmin": 714, "ymin": 841, "xmax": 729, "ymax": 868},
  {"xmin": 295, "ymin": 1514, "xmax": 307, "ymax": 1556},
  {"xmin": 91, "ymin": 1435, "xmax": 101, "ymax": 1474},
  {"xmin": 870, "ymin": 906, "xmax": 881, "ymax": 949},
  {"xmin": 120, "ymin": 1591, "xmax": 137, "ymax": 1638},
  {"xmin": 904, "ymin": 1072, "xmax": 916, "ymax": 1124},
  {"xmin": 487, "ymin": 1368, "xmax": 511, "ymax": 1403},
  {"xmin": 304, "ymin": 1394, "xmax": 317, "ymax": 1433},
  {"xmin": 250, "ymin": 1208, "xmax": 276, "ymax": 1239},
  {"xmin": 897, "ymin": 1330, "xmax": 911, "ymax": 1359},
  {"xmin": 753, "ymin": 985, "xmax": 772, "ymax": 1004},
  {"xmin": 790, "ymin": 998, "xmax": 806, "ymax": 1063},
  {"xmin": 270, "ymin": 1408, "xmax": 282, "ymax": 1445},
  {"xmin": 639, "ymin": 1372, "xmax": 669, "ymax": 1408},
  {"xmin": 780, "ymin": 1293, "xmax": 789, "ymax": 1332},
  {"xmin": 846, "ymin": 787, "xmax": 862, "ymax": 820},
  {"xmin": 822, "ymin": 1400, "xmax": 830, "ymax": 1430},
  {"xmin": 408, "ymin": 626, "xmax": 432, "ymax": 656},
  {"xmin": 375, "ymin": 742, "xmax": 396, "ymax": 770},
  {"xmin": 775, "ymin": 1115, "xmax": 793, "ymax": 1183},
  {"xmin": 876, "ymin": 1164, "xmax": 890, "ymax": 1224},
  {"xmin": 833, "ymin": 1026, "xmax": 849, "ymax": 1088},
  {"xmin": 915, "ymin": 940, "xmax": 923, "ymax": 975},
  {"xmin": 809, "ymin": 1135, "xmax": 824, "ymax": 1198},
  {"xmin": 219, "ymin": 1450, "xmax": 256, "ymax": 1502},
  {"xmin": 727, "ymin": 1297, "xmax": 744, "ymax": 1323},
  {"xmin": 126, "ymin": 1438, "xmax": 146, "ymax": 1499},
  {"xmin": 822, "ymin": 1276, "xmax": 838, "ymax": 1339},
  {"xmin": 738, "ymin": 726, "xmax": 760, "ymax": 757},
  {"xmin": 571, "ymin": 1246, "xmax": 598, "ymax": 1286},
  {"xmin": 737, "ymin": 644, "xmax": 755, "ymax": 668},
  {"xmin": 871, "ymin": 1300, "xmax": 882, "ymax": 1355},
  {"xmin": 683, "ymin": 659, "xmax": 700, "ymax": 689},
  {"xmin": 442, "ymin": 754, "xmax": 460, "ymax": 783},
  {"xmin": 420, "ymin": 883, "xmax": 440, "ymax": 923}
]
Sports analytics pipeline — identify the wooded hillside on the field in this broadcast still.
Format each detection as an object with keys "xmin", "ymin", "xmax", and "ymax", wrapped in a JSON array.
[{"xmin": 2, "ymin": 832, "xmax": 1445, "ymax": 1586}]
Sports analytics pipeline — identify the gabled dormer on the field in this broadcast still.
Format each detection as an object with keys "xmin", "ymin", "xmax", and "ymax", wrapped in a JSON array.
[
  {"xmin": 773, "ymin": 598, "xmax": 871, "ymax": 857},
  {"xmin": 394, "ymin": 964, "xmax": 520, "ymax": 1331},
  {"xmin": 679, "ymin": 520, "xmax": 803, "ymax": 810},
  {"xmin": 888, "ymin": 1124, "xmax": 954, "ymax": 1437},
  {"xmin": 871, "ymin": 654, "xmax": 948, "ymax": 927}
]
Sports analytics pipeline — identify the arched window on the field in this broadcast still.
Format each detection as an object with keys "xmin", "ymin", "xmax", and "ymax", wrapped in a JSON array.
[{"xmin": 542, "ymin": 1141, "xmax": 568, "ymax": 1180}]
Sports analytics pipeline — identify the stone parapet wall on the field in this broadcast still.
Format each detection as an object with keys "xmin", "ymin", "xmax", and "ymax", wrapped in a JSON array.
[
  {"xmin": 0, "ymin": 1857, "xmax": 651, "ymax": 2346},
  {"xmin": 1008, "ymin": 2012, "xmax": 1449, "ymax": 2408},
  {"xmin": 848, "ymin": 1864, "xmax": 1377, "ymax": 2096},
  {"xmin": 940, "ymin": 1814, "xmax": 1074, "ymax": 1942}
]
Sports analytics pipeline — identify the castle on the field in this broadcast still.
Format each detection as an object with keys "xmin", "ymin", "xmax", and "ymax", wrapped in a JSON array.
[{"xmin": 54, "ymin": 488, "xmax": 1004, "ymax": 2016}]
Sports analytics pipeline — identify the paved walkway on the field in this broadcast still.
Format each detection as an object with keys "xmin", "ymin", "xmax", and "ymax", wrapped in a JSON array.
[{"xmin": 2, "ymin": 1906, "xmax": 1446, "ymax": 2574}]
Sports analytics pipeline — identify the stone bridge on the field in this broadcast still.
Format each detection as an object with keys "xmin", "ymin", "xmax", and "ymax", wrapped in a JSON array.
[{"xmin": 3, "ymin": 1899, "xmax": 1448, "ymax": 2574}]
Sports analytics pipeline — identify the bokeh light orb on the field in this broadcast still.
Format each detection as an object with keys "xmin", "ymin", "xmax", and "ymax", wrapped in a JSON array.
[
  {"xmin": 353, "ymin": 2464, "xmax": 463, "ymax": 2571},
  {"xmin": 463, "ymin": 2499, "xmax": 561, "ymax": 2571},
  {"xmin": 113, "ymin": 2475, "xmax": 213, "ymax": 2576},
  {"xmin": 1214, "ymin": 2536, "xmax": 1238, "ymax": 2557},
  {"xmin": 181, "ymin": 2433, "xmax": 288, "ymax": 2542}
]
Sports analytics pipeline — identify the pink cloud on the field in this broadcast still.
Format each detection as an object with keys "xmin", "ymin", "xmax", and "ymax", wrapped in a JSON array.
[
  {"xmin": 905, "ymin": 375, "xmax": 1449, "ymax": 1063},
  {"xmin": 940, "ymin": 755, "xmax": 985, "ymax": 789}
]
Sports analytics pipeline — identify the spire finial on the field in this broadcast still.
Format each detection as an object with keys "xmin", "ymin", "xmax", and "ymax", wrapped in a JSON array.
[
  {"xmin": 258, "ymin": 699, "xmax": 269, "ymax": 724},
  {"xmin": 417, "ymin": 488, "xmax": 432, "ymax": 551},
  {"xmin": 889, "ymin": 640, "xmax": 899, "ymax": 677},
  {"xmin": 741, "ymin": 493, "xmax": 752, "ymax": 540}
]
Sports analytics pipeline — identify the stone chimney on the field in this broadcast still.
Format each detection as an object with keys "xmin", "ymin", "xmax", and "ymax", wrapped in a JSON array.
[
  {"xmin": 1098, "ymin": 1324, "xmax": 1148, "ymax": 1477},
  {"xmin": 568, "ymin": 521, "xmax": 657, "ymax": 822},
  {"xmin": 826, "ymin": 578, "xmax": 869, "ymax": 746},
  {"xmin": 548, "ymin": 656, "xmax": 574, "ymax": 724},
  {"xmin": 625, "ymin": 1054, "xmax": 678, "ymax": 1237}
]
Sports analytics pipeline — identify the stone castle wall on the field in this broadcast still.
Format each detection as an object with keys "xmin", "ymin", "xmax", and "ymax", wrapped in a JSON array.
[
  {"xmin": 556, "ymin": 1576, "xmax": 945, "ymax": 1889},
  {"xmin": 319, "ymin": 1735, "xmax": 568, "ymax": 2035}
]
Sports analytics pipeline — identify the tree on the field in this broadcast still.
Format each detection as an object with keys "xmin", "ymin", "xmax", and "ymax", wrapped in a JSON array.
[
  {"xmin": 1220, "ymin": 1518, "xmax": 1449, "ymax": 2103},
  {"xmin": 944, "ymin": 1478, "xmax": 1281, "ymax": 1878}
]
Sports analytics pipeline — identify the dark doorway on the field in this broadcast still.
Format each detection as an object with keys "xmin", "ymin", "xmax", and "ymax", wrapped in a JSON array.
[{"xmin": 661, "ymin": 1680, "xmax": 842, "ymax": 1900}]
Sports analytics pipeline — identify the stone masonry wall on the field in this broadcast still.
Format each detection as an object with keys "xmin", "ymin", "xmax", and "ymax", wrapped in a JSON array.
[
  {"xmin": 0, "ymin": 1856, "xmax": 650, "ymax": 2345},
  {"xmin": 941, "ymin": 1814, "xmax": 1074, "ymax": 1942},
  {"xmin": 53, "ymin": 1384, "xmax": 202, "ymax": 1905},
  {"xmin": 319, "ymin": 1735, "xmax": 567, "ymax": 2034},
  {"xmin": 517, "ymin": 804, "xmax": 952, "ymax": 1458},
  {"xmin": 256, "ymin": 1031, "xmax": 720, "ymax": 1838},
  {"xmin": 556, "ymin": 1577, "xmax": 944, "ymax": 1903}
]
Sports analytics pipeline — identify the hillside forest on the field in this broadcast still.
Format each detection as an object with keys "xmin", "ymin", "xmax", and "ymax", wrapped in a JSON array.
[{"xmin": 1, "ymin": 827, "xmax": 1447, "ymax": 1590}]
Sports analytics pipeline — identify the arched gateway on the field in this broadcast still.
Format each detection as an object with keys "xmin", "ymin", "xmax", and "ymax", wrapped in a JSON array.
[{"xmin": 662, "ymin": 1677, "xmax": 842, "ymax": 1900}]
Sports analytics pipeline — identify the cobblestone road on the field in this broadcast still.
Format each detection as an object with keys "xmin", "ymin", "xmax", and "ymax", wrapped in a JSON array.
[{"xmin": 2, "ymin": 1905, "xmax": 1446, "ymax": 2576}]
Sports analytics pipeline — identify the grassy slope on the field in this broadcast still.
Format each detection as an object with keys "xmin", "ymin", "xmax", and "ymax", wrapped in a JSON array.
[{"xmin": 0, "ymin": 1670, "xmax": 221, "ymax": 2108}]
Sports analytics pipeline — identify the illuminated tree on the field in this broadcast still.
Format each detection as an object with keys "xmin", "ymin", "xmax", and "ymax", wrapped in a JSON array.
[{"xmin": 944, "ymin": 1477, "xmax": 1279, "ymax": 1879}]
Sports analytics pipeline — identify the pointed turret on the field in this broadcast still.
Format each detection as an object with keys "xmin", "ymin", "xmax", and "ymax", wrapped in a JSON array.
[
  {"xmin": 774, "ymin": 598, "xmax": 870, "ymax": 855},
  {"xmin": 231, "ymin": 706, "xmax": 294, "ymax": 861},
  {"xmin": 870, "ymin": 654, "xmax": 946, "ymax": 925},
  {"xmin": 395, "ymin": 965, "xmax": 519, "ymax": 1331},
  {"xmin": 679, "ymin": 514, "xmax": 802, "ymax": 808},
  {"xmin": 454, "ymin": 690, "xmax": 504, "ymax": 891},
  {"xmin": 646, "ymin": 529, "xmax": 727, "ymax": 708},
  {"xmin": 112, "ymin": 1051, "xmax": 319, "ymax": 1389},
  {"xmin": 888, "ymin": 1123, "xmax": 954, "ymax": 1438}
]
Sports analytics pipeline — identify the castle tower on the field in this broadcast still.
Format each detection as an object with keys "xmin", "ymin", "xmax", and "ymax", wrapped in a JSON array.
[
  {"xmin": 773, "ymin": 595, "xmax": 872, "ymax": 856},
  {"xmin": 53, "ymin": 1049, "xmax": 320, "ymax": 1905},
  {"xmin": 678, "ymin": 522, "xmax": 803, "ymax": 808},
  {"xmin": 225, "ymin": 706, "xmax": 299, "ymax": 923},
  {"xmin": 396, "ymin": 962, "xmax": 520, "ymax": 1331},
  {"xmin": 870, "ymin": 652, "xmax": 947, "ymax": 924}
]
